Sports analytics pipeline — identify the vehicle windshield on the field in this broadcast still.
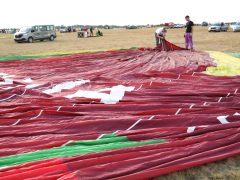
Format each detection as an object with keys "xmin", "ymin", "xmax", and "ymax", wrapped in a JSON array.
[{"xmin": 19, "ymin": 27, "xmax": 31, "ymax": 33}]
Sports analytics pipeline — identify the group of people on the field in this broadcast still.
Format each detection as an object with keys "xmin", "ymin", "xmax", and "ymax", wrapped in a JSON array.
[
  {"xmin": 0, "ymin": 29, "xmax": 6, "ymax": 33},
  {"xmin": 81, "ymin": 27, "xmax": 103, "ymax": 37},
  {"xmin": 155, "ymin": 15, "xmax": 194, "ymax": 50}
]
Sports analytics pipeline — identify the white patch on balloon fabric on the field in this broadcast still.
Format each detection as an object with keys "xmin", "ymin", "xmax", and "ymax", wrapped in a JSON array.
[
  {"xmin": 65, "ymin": 85, "xmax": 135, "ymax": 104},
  {"xmin": 26, "ymin": 84, "xmax": 42, "ymax": 89},
  {"xmin": 0, "ymin": 73, "xmax": 15, "ymax": 79},
  {"xmin": 43, "ymin": 80, "xmax": 90, "ymax": 94},
  {"xmin": 0, "ymin": 78, "xmax": 13, "ymax": 85},
  {"xmin": 23, "ymin": 78, "xmax": 33, "ymax": 83},
  {"xmin": 234, "ymin": 112, "xmax": 240, "ymax": 116},
  {"xmin": 217, "ymin": 115, "xmax": 230, "ymax": 124},
  {"xmin": 66, "ymin": 90, "xmax": 109, "ymax": 100},
  {"xmin": 0, "ymin": 73, "xmax": 15, "ymax": 85},
  {"xmin": 101, "ymin": 85, "xmax": 134, "ymax": 104}
]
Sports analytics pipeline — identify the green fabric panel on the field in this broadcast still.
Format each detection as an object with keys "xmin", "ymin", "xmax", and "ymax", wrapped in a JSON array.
[
  {"xmin": 0, "ymin": 55, "xmax": 48, "ymax": 61},
  {"xmin": 0, "ymin": 136, "xmax": 165, "ymax": 168},
  {"xmin": 0, "ymin": 54, "xmax": 70, "ymax": 61},
  {"xmin": 230, "ymin": 53, "xmax": 240, "ymax": 59}
]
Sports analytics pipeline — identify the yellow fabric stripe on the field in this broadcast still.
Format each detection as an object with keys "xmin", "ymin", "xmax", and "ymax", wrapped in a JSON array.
[
  {"xmin": 30, "ymin": 49, "xmax": 103, "ymax": 56},
  {"xmin": 25, "ymin": 48, "xmax": 133, "ymax": 57},
  {"xmin": 205, "ymin": 51, "xmax": 240, "ymax": 76}
]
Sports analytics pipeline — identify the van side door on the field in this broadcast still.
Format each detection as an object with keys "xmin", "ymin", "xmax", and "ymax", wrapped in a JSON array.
[
  {"xmin": 46, "ymin": 25, "xmax": 52, "ymax": 37},
  {"xmin": 39, "ymin": 25, "xmax": 48, "ymax": 39},
  {"xmin": 32, "ymin": 26, "xmax": 40, "ymax": 40},
  {"xmin": 49, "ymin": 25, "xmax": 56, "ymax": 37}
]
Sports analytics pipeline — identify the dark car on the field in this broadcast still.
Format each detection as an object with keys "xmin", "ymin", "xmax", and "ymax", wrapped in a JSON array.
[{"xmin": 202, "ymin": 22, "xmax": 208, "ymax": 26}]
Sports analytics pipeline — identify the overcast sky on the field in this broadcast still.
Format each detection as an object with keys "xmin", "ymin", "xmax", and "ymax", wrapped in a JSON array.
[{"xmin": 0, "ymin": 0, "xmax": 239, "ymax": 28}]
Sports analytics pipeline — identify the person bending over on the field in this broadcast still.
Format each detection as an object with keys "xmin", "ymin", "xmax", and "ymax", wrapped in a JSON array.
[{"xmin": 155, "ymin": 27, "xmax": 167, "ymax": 46}]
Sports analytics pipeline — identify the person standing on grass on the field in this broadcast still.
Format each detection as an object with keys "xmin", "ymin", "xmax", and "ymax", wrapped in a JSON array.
[
  {"xmin": 184, "ymin": 15, "xmax": 194, "ymax": 50},
  {"xmin": 90, "ymin": 27, "xmax": 94, "ymax": 37},
  {"xmin": 155, "ymin": 27, "xmax": 167, "ymax": 46}
]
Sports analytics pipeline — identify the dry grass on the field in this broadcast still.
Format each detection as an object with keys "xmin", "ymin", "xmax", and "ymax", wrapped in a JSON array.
[
  {"xmin": 155, "ymin": 156, "xmax": 240, "ymax": 180},
  {"xmin": 0, "ymin": 26, "xmax": 239, "ymax": 179},
  {"xmin": 0, "ymin": 27, "xmax": 240, "ymax": 56}
]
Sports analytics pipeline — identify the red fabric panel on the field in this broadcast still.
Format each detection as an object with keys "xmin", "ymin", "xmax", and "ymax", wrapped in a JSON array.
[{"xmin": 0, "ymin": 48, "xmax": 239, "ymax": 179}]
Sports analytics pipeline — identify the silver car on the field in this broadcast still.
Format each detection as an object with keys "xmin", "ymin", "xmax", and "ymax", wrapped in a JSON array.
[
  {"xmin": 231, "ymin": 22, "xmax": 240, "ymax": 32},
  {"xmin": 208, "ymin": 23, "xmax": 228, "ymax": 32},
  {"xmin": 60, "ymin": 27, "xmax": 67, "ymax": 33},
  {"xmin": 14, "ymin": 25, "xmax": 56, "ymax": 43}
]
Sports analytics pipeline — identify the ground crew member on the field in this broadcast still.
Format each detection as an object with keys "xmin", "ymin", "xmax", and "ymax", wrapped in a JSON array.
[{"xmin": 155, "ymin": 27, "xmax": 167, "ymax": 46}]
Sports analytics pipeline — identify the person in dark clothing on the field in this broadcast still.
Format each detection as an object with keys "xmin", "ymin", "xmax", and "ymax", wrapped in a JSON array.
[
  {"xmin": 184, "ymin": 15, "xmax": 194, "ymax": 50},
  {"xmin": 96, "ymin": 29, "xmax": 103, "ymax": 36},
  {"xmin": 90, "ymin": 27, "xmax": 94, "ymax": 37}
]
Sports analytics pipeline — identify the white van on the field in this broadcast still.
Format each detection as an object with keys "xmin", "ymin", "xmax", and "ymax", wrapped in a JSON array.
[{"xmin": 14, "ymin": 25, "xmax": 57, "ymax": 43}]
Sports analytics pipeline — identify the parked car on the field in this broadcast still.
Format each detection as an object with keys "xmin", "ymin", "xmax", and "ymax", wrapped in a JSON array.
[
  {"xmin": 230, "ymin": 22, "xmax": 240, "ymax": 32},
  {"xmin": 60, "ymin": 27, "xmax": 67, "ymax": 33},
  {"xmin": 202, "ymin": 21, "xmax": 208, "ymax": 26},
  {"xmin": 104, "ymin": 25, "xmax": 112, "ymax": 29},
  {"xmin": 14, "ymin": 25, "xmax": 56, "ymax": 43},
  {"xmin": 126, "ymin": 25, "xmax": 138, "ymax": 29},
  {"xmin": 164, "ymin": 22, "xmax": 174, "ymax": 28},
  {"xmin": 208, "ymin": 22, "xmax": 228, "ymax": 32},
  {"xmin": 173, "ymin": 24, "xmax": 185, "ymax": 28},
  {"xmin": 60, "ymin": 26, "xmax": 75, "ymax": 33}
]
